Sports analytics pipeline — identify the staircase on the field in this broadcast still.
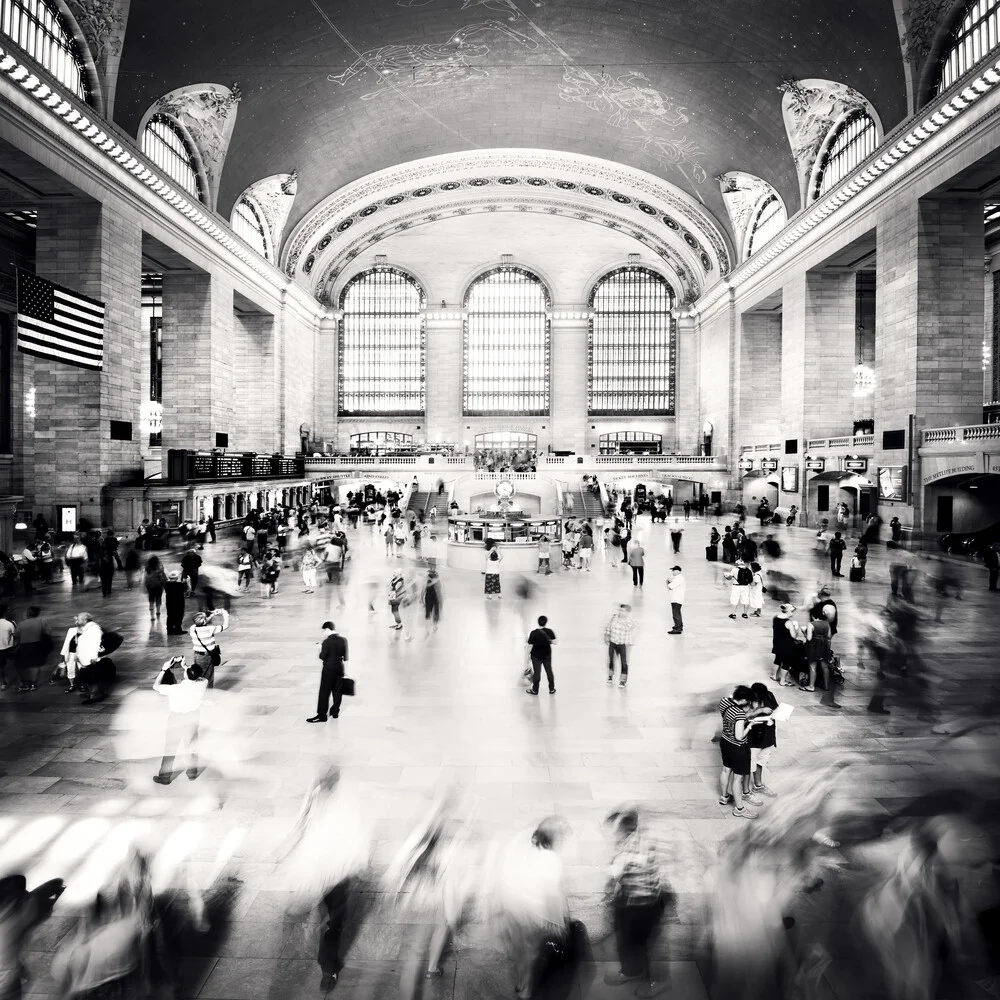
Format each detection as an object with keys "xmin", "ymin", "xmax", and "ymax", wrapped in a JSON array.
[
  {"xmin": 577, "ymin": 486, "xmax": 605, "ymax": 518},
  {"xmin": 406, "ymin": 489, "xmax": 433, "ymax": 515}
]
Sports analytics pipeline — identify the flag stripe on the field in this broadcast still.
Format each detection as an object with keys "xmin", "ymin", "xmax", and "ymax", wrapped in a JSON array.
[
  {"xmin": 18, "ymin": 343, "xmax": 103, "ymax": 371},
  {"xmin": 50, "ymin": 310, "xmax": 104, "ymax": 337},
  {"xmin": 55, "ymin": 301, "xmax": 105, "ymax": 327},
  {"xmin": 54, "ymin": 288, "xmax": 105, "ymax": 319},
  {"xmin": 18, "ymin": 318, "xmax": 104, "ymax": 352}
]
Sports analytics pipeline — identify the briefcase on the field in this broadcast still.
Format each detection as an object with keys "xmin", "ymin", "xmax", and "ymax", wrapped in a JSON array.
[
  {"xmin": 705, "ymin": 545, "xmax": 718, "ymax": 562},
  {"xmin": 342, "ymin": 677, "xmax": 356, "ymax": 697}
]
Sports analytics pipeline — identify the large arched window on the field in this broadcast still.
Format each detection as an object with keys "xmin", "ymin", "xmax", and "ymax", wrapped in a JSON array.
[
  {"xmin": 463, "ymin": 266, "xmax": 550, "ymax": 416},
  {"xmin": 937, "ymin": 0, "xmax": 1000, "ymax": 93},
  {"xmin": 588, "ymin": 266, "xmax": 675, "ymax": 415},
  {"xmin": 1, "ymin": 0, "xmax": 87, "ymax": 99},
  {"xmin": 744, "ymin": 194, "xmax": 786, "ymax": 258},
  {"xmin": 141, "ymin": 116, "xmax": 202, "ymax": 202},
  {"xmin": 231, "ymin": 197, "xmax": 270, "ymax": 260},
  {"xmin": 812, "ymin": 112, "xmax": 879, "ymax": 201},
  {"xmin": 338, "ymin": 267, "xmax": 425, "ymax": 415}
]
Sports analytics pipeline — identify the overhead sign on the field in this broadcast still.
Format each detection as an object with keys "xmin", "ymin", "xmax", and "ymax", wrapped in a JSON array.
[
  {"xmin": 921, "ymin": 452, "xmax": 983, "ymax": 485},
  {"xmin": 738, "ymin": 456, "xmax": 754, "ymax": 471},
  {"xmin": 760, "ymin": 457, "xmax": 779, "ymax": 472},
  {"xmin": 804, "ymin": 458, "xmax": 825, "ymax": 472},
  {"xmin": 843, "ymin": 458, "xmax": 868, "ymax": 472}
]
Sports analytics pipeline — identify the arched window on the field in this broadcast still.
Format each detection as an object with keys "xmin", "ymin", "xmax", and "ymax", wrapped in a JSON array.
[
  {"xmin": 463, "ymin": 266, "xmax": 550, "ymax": 416},
  {"xmin": 1, "ymin": 0, "xmax": 87, "ymax": 99},
  {"xmin": 588, "ymin": 266, "xmax": 675, "ymax": 415},
  {"xmin": 937, "ymin": 0, "xmax": 1000, "ymax": 94},
  {"xmin": 813, "ymin": 112, "xmax": 879, "ymax": 200},
  {"xmin": 744, "ymin": 194, "xmax": 786, "ymax": 258},
  {"xmin": 141, "ymin": 115, "xmax": 202, "ymax": 201},
  {"xmin": 231, "ymin": 197, "xmax": 270, "ymax": 260},
  {"xmin": 338, "ymin": 267, "xmax": 425, "ymax": 415}
]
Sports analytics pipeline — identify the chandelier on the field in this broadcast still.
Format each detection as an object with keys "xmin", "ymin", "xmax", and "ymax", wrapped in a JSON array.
[{"xmin": 853, "ymin": 360, "xmax": 875, "ymax": 397}]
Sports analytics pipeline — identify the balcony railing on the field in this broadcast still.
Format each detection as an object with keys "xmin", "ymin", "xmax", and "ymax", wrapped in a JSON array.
[
  {"xmin": 804, "ymin": 435, "xmax": 875, "ymax": 451},
  {"xmin": 922, "ymin": 423, "xmax": 1000, "ymax": 445}
]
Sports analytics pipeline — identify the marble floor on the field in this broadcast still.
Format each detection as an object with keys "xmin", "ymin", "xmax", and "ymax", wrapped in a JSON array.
[{"xmin": 1, "ymin": 515, "xmax": 998, "ymax": 999}]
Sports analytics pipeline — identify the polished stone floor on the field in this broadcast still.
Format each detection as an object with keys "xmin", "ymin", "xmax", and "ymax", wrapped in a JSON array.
[{"xmin": 1, "ymin": 515, "xmax": 998, "ymax": 999}]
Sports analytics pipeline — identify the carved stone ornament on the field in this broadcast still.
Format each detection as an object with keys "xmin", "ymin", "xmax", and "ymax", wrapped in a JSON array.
[
  {"xmin": 150, "ymin": 84, "xmax": 242, "ymax": 211},
  {"xmin": 717, "ymin": 171, "xmax": 784, "ymax": 261},
  {"xmin": 900, "ymin": 0, "xmax": 953, "ymax": 62},
  {"xmin": 778, "ymin": 78, "xmax": 877, "ymax": 208},
  {"xmin": 65, "ymin": 0, "xmax": 130, "ymax": 114},
  {"xmin": 282, "ymin": 149, "xmax": 732, "ymax": 282},
  {"xmin": 238, "ymin": 172, "xmax": 298, "ymax": 260},
  {"xmin": 66, "ymin": 0, "xmax": 127, "ymax": 70}
]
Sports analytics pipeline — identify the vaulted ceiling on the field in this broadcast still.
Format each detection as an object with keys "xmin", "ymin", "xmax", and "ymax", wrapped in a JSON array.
[{"xmin": 114, "ymin": 0, "xmax": 908, "ymax": 252}]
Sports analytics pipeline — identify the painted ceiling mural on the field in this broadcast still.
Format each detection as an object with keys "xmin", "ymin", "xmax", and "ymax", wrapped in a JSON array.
[{"xmin": 113, "ymin": 0, "xmax": 908, "ymax": 251}]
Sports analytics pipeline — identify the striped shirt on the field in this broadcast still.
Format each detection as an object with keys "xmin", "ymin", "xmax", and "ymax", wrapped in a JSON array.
[
  {"xmin": 189, "ymin": 611, "xmax": 229, "ymax": 654},
  {"xmin": 604, "ymin": 612, "xmax": 638, "ymax": 645},
  {"xmin": 719, "ymin": 697, "xmax": 748, "ymax": 746},
  {"xmin": 389, "ymin": 575, "xmax": 405, "ymax": 602}
]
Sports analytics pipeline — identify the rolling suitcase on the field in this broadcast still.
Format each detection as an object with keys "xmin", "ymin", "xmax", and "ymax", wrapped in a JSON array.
[{"xmin": 705, "ymin": 545, "xmax": 718, "ymax": 562}]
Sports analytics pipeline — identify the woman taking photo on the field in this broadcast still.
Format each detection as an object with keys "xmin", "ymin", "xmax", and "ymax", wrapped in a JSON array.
[{"xmin": 484, "ymin": 540, "xmax": 503, "ymax": 600}]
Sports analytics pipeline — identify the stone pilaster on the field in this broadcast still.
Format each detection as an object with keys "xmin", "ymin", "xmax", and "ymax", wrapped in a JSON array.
[
  {"xmin": 550, "ymin": 316, "xmax": 588, "ymax": 454},
  {"xmin": 30, "ymin": 197, "xmax": 142, "ymax": 526},
  {"xmin": 160, "ymin": 271, "xmax": 234, "ymax": 466}
]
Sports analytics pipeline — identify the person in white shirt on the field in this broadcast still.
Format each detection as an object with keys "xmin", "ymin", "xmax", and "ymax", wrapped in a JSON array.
[
  {"xmin": 188, "ymin": 609, "xmax": 229, "ymax": 688},
  {"xmin": 59, "ymin": 613, "xmax": 103, "ymax": 691},
  {"xmin": 667, "ymin": 566, "xmax": 686, "ymax": 635},
  {"xmin": 153, "ymin": 656, "xmax": 208, "ymax": 784},
  {"xmin": 0, "ymin": 605, "xmax": 17, "ymax": 691}
]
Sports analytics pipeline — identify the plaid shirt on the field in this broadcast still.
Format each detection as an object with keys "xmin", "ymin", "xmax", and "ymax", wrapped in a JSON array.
[{"xmin": 604, "ymin": 611, "xmax": 637, "ymax": 645}]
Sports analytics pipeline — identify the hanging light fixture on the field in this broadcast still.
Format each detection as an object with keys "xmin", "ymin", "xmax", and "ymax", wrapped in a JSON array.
[{"xmin": 853, "ymin": 358, "xmax": 875, "ymax": 397}]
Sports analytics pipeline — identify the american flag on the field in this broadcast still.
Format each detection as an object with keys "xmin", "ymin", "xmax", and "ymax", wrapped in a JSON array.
[{"xmin": 16, "ymin": 269, "xmax": 105, "ymax": 371}]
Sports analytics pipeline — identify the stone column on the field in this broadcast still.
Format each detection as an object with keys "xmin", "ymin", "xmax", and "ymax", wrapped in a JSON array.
[
  {"xmin": 160, "ymin": 271, "xmax": 235, "ymax": 469},
  {"xmin": 30, "ymin": 197, "xmax": 142, "ymax": 526},
  {"xmin": 674, "ymin": 315, "xmax": 699, "ymax": 454},
  {"xmin": 425, "ymin": 315, "xmax": 463, "ymax": 448},
  {"xmin": 232, "ymin": 312, "xmax": 277, "ymax": 453},
  {"xmin": 736, "ymin": 310, "xmax": 782, "ymax": 451},
  {"xmin": 550, "ymin": 316, "xmax": 588, "ymax": 454},
  {"xmin": 876, "ymin": 196, "xmax": 985, "ymax": 525}
]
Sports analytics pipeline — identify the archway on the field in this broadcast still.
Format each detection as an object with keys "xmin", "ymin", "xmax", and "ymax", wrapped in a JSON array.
[
  {"xmin": 807, "ymin": 471, "xmax": 875, "ymax": 530},
  {"xmin": 474, "ymin": 432, "xmax": 537, "ymax": 472}
]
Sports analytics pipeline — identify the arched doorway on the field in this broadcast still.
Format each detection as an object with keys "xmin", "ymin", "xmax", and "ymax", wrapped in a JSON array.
[
  {"xmin": 599, "ymin": 431, "xmax": 662, "ymax": 455},
  {"xmin": 473, "ymin": 432, "xmax": 537, "ymax": 471}
]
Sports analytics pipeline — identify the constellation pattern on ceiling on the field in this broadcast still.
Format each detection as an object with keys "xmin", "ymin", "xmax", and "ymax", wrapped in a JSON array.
[
  {"xmin": 396, "ymin": 0, "xmax": 542, "ymax": 13},
  {"xmin": 327, "ymin": 20, "xmax": 538, "ymax": 99},
  {"xmin": 557, "ymin": 69, "xmax": 706, "ymax": 183}
]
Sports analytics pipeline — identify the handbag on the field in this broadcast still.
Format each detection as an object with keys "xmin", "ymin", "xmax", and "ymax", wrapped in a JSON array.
[{"xmin": 195, "ymin": 630, "xmax": 222, "ymax": 666}]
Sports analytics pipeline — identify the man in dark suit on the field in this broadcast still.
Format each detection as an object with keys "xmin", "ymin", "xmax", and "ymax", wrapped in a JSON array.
[{"xmin": 308, "ymin": 621, "xmax": 348, "ymax": 723}]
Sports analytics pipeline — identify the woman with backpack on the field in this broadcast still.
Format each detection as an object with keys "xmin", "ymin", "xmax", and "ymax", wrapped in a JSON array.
[
  {"xmin": 602, "ymin": 807, "xmax": 669, "ymax": 998},
  {"xmin": 142, "ymin": 556, "xmax": 167, "ymax": 622},
  {"xmin": 724, "ymin": 560, "xmax": 754, "ymax": 619}
]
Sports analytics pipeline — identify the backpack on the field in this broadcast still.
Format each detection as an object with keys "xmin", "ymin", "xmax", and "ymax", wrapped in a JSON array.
[{"xmin": 736, "ymin": 566, "xmax": 753, "ymax": 586}]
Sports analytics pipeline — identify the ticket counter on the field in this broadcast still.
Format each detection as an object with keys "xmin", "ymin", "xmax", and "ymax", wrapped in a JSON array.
[{"xmin": 446, "ymin": 515, "xmax": 562, "ymax": 573}]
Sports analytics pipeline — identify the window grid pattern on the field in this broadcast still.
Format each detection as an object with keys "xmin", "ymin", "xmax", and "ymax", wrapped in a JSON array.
[
  {"xmin": 815, "ymin": 113, "xmax": 879, "ymax": 199},
  {"xmin": 938, "ymin": 0, "xmax": 1000, "ymax": 93},
  {"xmin": 141, "ymin": 116, "xmax": 202, "ymax": 202},
  {"xmin": 745, "ymin": 195, "xmax": 785, "ymax": 258},
  {"xmin": 232, "ymin": 198, "xmax": 269, "ymax": 260},
  {"xmin": 588, "ymin": 266, "xmax": 675, "ymax": 416},
  {"xmin": 600, "ymin": 431, "xmax": 662, "ymax": 455},
  {"xmin": 475, "ymin": 432, "xmax": 537, "ymax": 451},
  {"xmin": 1, "ymin": 0, "xmax": 86, "ymax": 98},
  {"xmin": 463, "ymin": 267, "xmax": 550, "ymax": 416},
  {"xmin": 338, "ymin": 267, "xmax": 426, "ymax": 416}
]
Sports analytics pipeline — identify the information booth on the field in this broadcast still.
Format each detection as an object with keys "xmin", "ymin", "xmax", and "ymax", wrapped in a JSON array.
[{"xmin": 446, "ymin": 514, "xmax": 562, "ymax": 572}]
